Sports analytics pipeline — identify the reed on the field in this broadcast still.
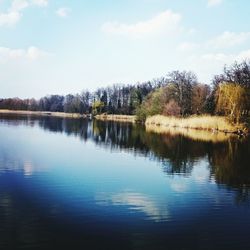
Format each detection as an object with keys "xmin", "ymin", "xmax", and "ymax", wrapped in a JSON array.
[{"xmin": 145, "ymin": 115, "xmax": 243, "ymax": 133}]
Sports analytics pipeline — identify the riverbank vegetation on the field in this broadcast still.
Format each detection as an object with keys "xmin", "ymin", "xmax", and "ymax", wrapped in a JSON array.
[
  {"xmin": 1, "ymin": 60, "xmax": 250, "ymax": 131},
  {"xmin": 145, "ymin": 115, "xmax": 241, "ymax": 133},
  {"xmin": 136, "ymin": 62, "xmax": 250, "ymax": 126}
]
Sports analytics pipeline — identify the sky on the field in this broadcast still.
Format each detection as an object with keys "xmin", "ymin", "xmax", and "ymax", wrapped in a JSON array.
[{"xmin": 1, "ymin": 0, "xmax": 250, "ymax": 98}]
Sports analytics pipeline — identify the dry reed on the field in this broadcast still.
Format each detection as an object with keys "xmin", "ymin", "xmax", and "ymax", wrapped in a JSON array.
[{"xmin": 145, "ymin": 115, "xmax": 242, "ymax": 133}]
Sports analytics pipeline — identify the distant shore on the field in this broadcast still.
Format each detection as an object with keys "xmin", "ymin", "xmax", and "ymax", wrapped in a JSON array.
[
  {"xmin": 95, "ymin": 114, "xmax": 136, "ymax": 123},
  {"xmin": 0, "ymin": 109, "xmax": 86, "ymax": 118}
]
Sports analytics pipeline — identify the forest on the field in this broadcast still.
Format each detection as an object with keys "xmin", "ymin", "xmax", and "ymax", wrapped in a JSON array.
[{"xmin": 1, "ymin": 60, "xmax": 250, "ymax": 124}]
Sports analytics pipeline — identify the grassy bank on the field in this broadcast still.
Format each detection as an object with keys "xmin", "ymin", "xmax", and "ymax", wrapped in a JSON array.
[
  {"xmin": 0, "ymin": 109, "xmax": 85, "ymax": 118},
  {"xmin": 95, "ymin": 114, "xmax": 136, "ymax": 123},
  {"xmin": 145, "ymin": 115, "xmax": 247, "ymax": 134}
]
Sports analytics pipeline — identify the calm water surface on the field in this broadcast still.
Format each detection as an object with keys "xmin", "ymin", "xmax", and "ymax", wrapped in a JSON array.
[{"xmin": 0, "ymin": 114, "xmax": 250, "ymax": 250}]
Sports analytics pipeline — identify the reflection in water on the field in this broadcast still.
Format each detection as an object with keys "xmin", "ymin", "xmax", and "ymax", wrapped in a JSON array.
[
  {"xmin": 96, "ymin": 192, "xmax": 169, "ymax": 222},
  {"xmin": 0, "ymin": 113, "xmax": 250, "ymax": 199},
  {"xmin": 0, "ymin": 149, "xmax": 44, "ymax": 177},
  {"xmin": 1, "ymin": 114, "xmax": 250, "ymax": 249},
  {"xmin": 146, "ymin": 124, "xmax": 237, "ymax": 142},
  {"xmin": 23, "ymin": 160, "xmax": 33, "ymax": 176},
  {"xmin": 191, "ymin": 160, "xmax": 210, "ymax": 184}
]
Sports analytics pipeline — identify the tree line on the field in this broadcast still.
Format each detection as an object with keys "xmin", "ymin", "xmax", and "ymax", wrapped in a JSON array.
[
  {"xmin": 137, "ymin": 60, "xmax": 250, "ymax": 123},
  {"xmin": 1, "ymin": 60, "xmax": 250, "ymax": 123},
  {"xmin": 0, "ymin": 80, "xmax": 166, "ymax": 115}
]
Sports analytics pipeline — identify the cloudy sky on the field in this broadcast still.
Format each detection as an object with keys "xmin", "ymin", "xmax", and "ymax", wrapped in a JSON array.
[{"xmin": 1, "ymin": 0, "xmax": 250, "ymax": 98}]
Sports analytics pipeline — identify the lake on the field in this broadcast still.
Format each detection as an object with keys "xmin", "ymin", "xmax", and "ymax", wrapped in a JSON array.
[{"xmin": 0, "ymin": 114, "xmax": 250, "ymax": 250}]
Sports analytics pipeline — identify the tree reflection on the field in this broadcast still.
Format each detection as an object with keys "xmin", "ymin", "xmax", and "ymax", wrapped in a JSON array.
[
  {"xmin": 208, "ymin": 138, "xmax": 250, "ymax": 204},
  {"xmin": 1, "ymin": 114, "xmax": 250, "ymax": 202}
]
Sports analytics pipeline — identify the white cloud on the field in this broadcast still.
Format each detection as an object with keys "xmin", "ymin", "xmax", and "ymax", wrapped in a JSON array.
[
  {"xmin": 178, "ymin": 31, "xmax": 250, "ymax": 55},
  {"xmin": 178, "ymin": 42, "xmax": 199, "ymax": 51},
  {"xmin": 26, "ymin": 46, "xmax": 50, "ymax": 60},
  {"xmin": 0, "ymin": 11, "xmax": 21, "ymax": 26},
  {"xmin": 101, "ymin": 10, "xmax": 181, "ymax": 38},
  {"xmin": 0, "ymin": 46, "xmax": 50, "ymax": 62},
  {"xmin": 201, "ymin": 50, "xmax": 250, "ymax": 64},
  {"xmin": 207, "ymin": 0, "xmax": 223, "ymax": 7},
  {"xmin": 201, "ymin": 52, "xmax": 232, "ymax": 62},
  {"xmin": 56, "ymin": 7, "xmax": 71, "ymax": 18},
  {"xmin": 31, "ymin": 0, "xmax": 48, "ymax": 7},
  {"xmin": 11, "ymin": 0, "xmax": 29, "ymax": 12},
  {"xmin": 207, "ymin": 31, "xmax": 250, "ymax": 49},
  {"xmin": 11, "ymin": 0, "xmax": 48, "ymax": 11},
  {"xmin": 0, "ymin": 0, "xmax": 48, "ymax": 27},
  {"xmin": 237, "ymin": 49, "xmax": 250, "ymax": 61},
  {"xmin": 185, "ymin": 49, "xmax": 250, "ymax": 83},
  {"xmin": 188, "ymin": 28, "xmax": 197, "ymax": 35}
]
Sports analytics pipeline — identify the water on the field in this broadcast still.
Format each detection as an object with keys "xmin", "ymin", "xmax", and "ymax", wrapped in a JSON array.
[{"xmin": 0, "ymin": 114, "xmax": 250, "ymax": 250}]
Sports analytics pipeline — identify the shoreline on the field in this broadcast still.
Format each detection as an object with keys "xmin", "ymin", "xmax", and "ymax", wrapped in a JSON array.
[
  {"xmin": 0, "ymin": 109, "xmax": 86, "ymax": 118},
  {"xmin": 145, "ymin": 115, "xmax": 249, "ymax": 135},
  {"xmin": 95, "ymin": 114, "xmax": 136, "ymax": 123},
  {"xmin": 1, "ymin": 110, "xmax": 248, "ymax": 135}
]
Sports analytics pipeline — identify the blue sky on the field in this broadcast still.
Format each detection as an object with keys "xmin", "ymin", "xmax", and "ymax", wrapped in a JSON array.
[{"xmin": 1, "ymin": 0, "xmax": 250, "ymax": 98}]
